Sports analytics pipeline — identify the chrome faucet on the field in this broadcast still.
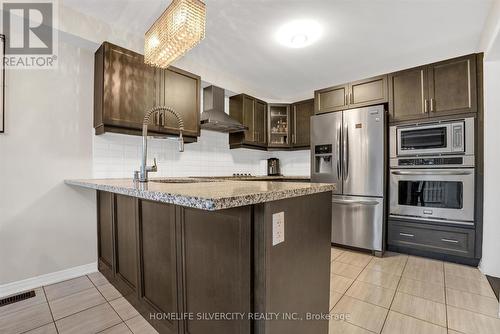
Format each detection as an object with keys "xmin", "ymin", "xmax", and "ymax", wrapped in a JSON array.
[{"xmin": 134, "ymin": 106, "xmax": 184, "ymax": 182}]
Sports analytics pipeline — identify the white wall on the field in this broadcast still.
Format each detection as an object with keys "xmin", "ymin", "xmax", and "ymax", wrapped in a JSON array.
[
  {"xmin": 0, "ymin": 6, "xmax": 144, "ymax": 289},
  {"xmin": 0, "ymin": 36, "xmax": 96, "ymax": 285},
  {"xmin": 481, "ymin": 60, "xmax": 500, "ymax": 277}
]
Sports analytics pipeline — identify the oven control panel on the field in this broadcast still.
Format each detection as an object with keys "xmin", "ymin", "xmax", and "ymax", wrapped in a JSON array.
[{"xmin": 398, "ymin": 157, "xmax": 463, "ymax": 167}]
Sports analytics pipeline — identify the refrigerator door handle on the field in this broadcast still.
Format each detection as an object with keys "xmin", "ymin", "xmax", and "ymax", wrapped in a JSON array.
[
  {"xmin": 343, "ymin": 124, "xmax": 349, "ymax": 180},
  {"xmin": 332, "ymin": 199, "xmax": 380, "ymax": 206},
  {"xmin": 336, "ymin": 123, "xmax": 341, "ymax": 180}
]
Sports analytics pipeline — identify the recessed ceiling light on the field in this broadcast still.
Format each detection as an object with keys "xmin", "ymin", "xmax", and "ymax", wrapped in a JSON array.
[{"xmin": 275, "ymin": 19, "xmax": 322, "ymax": 48}]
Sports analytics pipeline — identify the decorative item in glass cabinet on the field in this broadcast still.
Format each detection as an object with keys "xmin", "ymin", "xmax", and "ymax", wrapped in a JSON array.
[{"xmin": 145, "ymin": 0, "xmax": 206, "ymax": 68}]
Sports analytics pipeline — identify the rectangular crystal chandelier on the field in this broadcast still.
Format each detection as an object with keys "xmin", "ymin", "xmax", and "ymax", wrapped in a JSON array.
[{"xmin": 145, "ymin": 0, "xmax": 206, "ymax": 68}]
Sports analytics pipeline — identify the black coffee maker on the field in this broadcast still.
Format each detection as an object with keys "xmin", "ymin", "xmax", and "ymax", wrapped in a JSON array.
[{"xmin": 267, "ymin": 158, "xmax": 281, "ymax": 176}]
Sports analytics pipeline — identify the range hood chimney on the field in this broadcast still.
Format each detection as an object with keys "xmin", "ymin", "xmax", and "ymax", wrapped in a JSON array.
[{"xmin": 200, "ymin": 85, "xmax": 248, "ymax": 133}]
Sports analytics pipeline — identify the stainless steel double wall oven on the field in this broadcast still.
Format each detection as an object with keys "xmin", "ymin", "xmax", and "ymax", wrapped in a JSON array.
[{"xmin": 389, "ymin": 117, "xmax": 475, "ymax": 225}]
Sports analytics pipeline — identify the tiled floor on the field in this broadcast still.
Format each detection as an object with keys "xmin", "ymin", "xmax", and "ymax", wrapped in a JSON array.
[
  {"xmin": 1, "ymin": 248, "xmax": 499, "ymax": 334},
  {"xmin": 329, "ymin": 247, "xmax": 500, "ymax": 334},
  {"xmin": 0, "ymin": 272, "xmax": 157, "ymax": 334}
]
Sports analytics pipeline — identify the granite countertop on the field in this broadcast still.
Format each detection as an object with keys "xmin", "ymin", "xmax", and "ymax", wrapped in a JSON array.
[{"xmin": 65, "ymin": 177, "xmax": 334, "ymax": 211}]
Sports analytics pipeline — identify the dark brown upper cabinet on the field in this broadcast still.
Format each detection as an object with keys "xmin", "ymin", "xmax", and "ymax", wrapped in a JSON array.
[
  {"xmin": 291, "ymin": 99, "xmax": 314, "ymax": 148},
  {"xmin": 314, "ymin": 75, "xmax": 388, "ymax": 114},
  {"xmin": 94, "ymin": 42, "xmax": 200, "ymax": 141},
  {"xmin": 349, "ymin": 75, "xmax": 388, "ymax": 108},
  {"xmin": 389, "ymin": 54, "xmax": 477, "ymax": 123},
  {"xmin": 229, "ymin": 94, "xmax": 267, "ymax": 149},
  {"xmin": 268, "ymin": 104, "xmax": 291, "ymax": 148},
  {"xmin": 314, "ymin": 84, "xmax": 349, "ymax": 114},
  {"xmin": 427, "ymin": 55, "xmax": 477, "ymax": 117},
  {"xmin": 388, "ymin": 67, "xmax": 428, "ymax": 122}
]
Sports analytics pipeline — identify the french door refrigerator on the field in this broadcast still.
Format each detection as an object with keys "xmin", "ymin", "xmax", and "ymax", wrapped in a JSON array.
[{"xmin": 311, "ymin": 105, "xmax": 385, "ymax": 252}]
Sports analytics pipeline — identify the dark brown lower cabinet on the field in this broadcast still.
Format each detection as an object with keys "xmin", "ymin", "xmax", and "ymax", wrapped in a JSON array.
[
  {"xmin": 96, "ymin": 190, "xmax": 331, "ymax": 334},
  {"xmin": 115, "ymin": 195, "xmax": 139, "ymax": 290}
]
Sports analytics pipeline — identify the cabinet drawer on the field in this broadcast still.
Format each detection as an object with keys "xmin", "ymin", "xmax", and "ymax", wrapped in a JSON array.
[{"xmin": 388, "ymin": 220, "xmax": 475, "ymax": 258}]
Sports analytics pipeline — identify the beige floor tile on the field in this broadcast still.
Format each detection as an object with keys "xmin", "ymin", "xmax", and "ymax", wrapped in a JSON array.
[
  {"xmin": 447, "ymin": 305, "xmax": 500, "ymax": 334},
  {"xmin": 390, "ymin": 292, "xmax": 446, "ymax": 327},
  {"xmin": 407, "ymin": 256, "xmax": 444, "ymax": 271},
  {"xmin": 345, "ymin": 280, "xmax": 396, "ymax": 308},
  {"xmin": 446, "ymin": 288, "xmax": 499, "ymax": 318},
  {"xmin": 0, "ymin": 287, "xmax": 47, "ymax": 316},
  {"xmin": 402, "ymin": 265, "xmax": 444, "ymax": 285},
  {"xmin": 88, "ymin": 271, "xmax": 109, "ymax": 287},
  {"xmin": 126, "ymin": 315, "xmax": 159, "ymax": 334},
  {"xmin": 330, "ymin": 290, "xmax": 343, "ymax": 311},
  {"xmin": 49, "ymin": 286, "xmax": 106, "ymax": 320},
  {"xmin": 444, "ymin": 263, "xmax": 487, "ymax": 282},
  {"xmin": 0, "ymin": 302, "xmax": 53, "ymax": 334},
  {"xmin": 110, "ymin": 297, "xmax": 140, "ymax": 321},
  {"xmin": 357, "ymin": 268, "xmax": 400, "ymax": 290},
  {"xmin": 329, "ymin": 320, "xmax": 375, "ymax": 334},
  {"xmin": 331, "ymin": 261, "xmax": 364, "ymax": 279},
  {"xmin": 98, "ymin": 283, "xmax": 123, "ymax": 301},
  {"xmin": 447, "ymin": 330, "xmax": 464, "ymax": 334},
  {"xmin": 331, "ymin": 274, "xmax": 354, "ymax": 294},
  {"xmin": 331, "ymin": 247, "xmax": 345, "ymax": 262},
  {"xmin": 366, "ymin": 255, "xmax": 407, "ymax": 276},
  {"xmin": 55, "ymin": 303, "xmax": 122, "ymax": 334},
  {"xmin": 336, "ymin": 251, "xmax": 373, "ymax": 268},
  {"xmin": 445, "ymin": 274, "xmax": 496, "ymax": 298},
  {"xmin": 397, "ymin": 277, "xmax": 446, "ymax": 303},
  {"xmin": 332, "ymin": 295, "xmax": 388, "ymax": 333},
  {"xmin": 44, "ymin": 276, "xmax": 94, "ymax": 301},
  {"xmin": 382, "ymin": 311, "xmax": 446, "ymax": 334},
  {"xmin": 24, "ymin": 323, "xmax": 58, "ymax": 334},
  {"xmin": 100, "ymin": 322, "xmax": 133, "ymax": 334}
]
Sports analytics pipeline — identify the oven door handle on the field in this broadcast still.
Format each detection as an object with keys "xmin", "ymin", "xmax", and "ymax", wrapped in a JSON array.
[
  {"xmin": 391, "ymin": 170, "xmax": 472, "ymax": 176},
  {"xmin": 332, "ymin": 199, "xmax": 379, "ymax": 206}
]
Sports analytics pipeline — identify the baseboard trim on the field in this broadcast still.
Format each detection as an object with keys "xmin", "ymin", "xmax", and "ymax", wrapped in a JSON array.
[{"xmin": 0, "ymin": 262, "xmax": 98, "ymax": 298}]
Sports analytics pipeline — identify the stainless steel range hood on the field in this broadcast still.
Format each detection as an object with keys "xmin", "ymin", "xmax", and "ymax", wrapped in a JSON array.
[{"xmin": 200, "ymin": 85, "xmax": 248, "ymax": 133}]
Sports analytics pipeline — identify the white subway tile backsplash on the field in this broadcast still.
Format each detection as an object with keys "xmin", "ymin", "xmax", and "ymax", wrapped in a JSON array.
[{"xmin": 92, "ymin": 130, "xmax": 311, "ymax": 178}]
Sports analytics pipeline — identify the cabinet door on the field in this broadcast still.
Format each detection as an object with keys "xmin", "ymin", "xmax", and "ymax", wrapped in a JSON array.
[
  {"xmin": 428, "ymin": 55, "xmax": 477, "ymax": 117},
  {"xmin": 139, "ymin": 200, "xmax": 178, "ymax": 333},
  {"xmin": 389, "ymin": 67, "xmax": 429, "ymax": 122},
  {"xmin": 102, "ymin": 43, "xmax": 157, "ymax": 130},
  {"xmin": 160, "ymin": 67, "xmax": 201, "ymax": 138},
  {"xmin": 254, "ymin": 100, "xmax": 267, "ymax": 145},
  {"xmin": 349, "ymin": 75, "xmax": 388, "ymax": 108},
  {"xmin": 315, "ymin": 84, "xmax": 349, "ymax": 114},
  {"xmin": 182, "ymin": 206, "xmax": 251, "ymax": 334},
  {"xmin": 268, "ymin": 104, "xmax": 290, "ymax": 148},
  {"xmin": 115, "ymin": 195, "xmax": 138, "ymax": 290},
  {"xmin": 242, "ymin": 96, "xmax": 255, "ymax": 142},
  {"xmin": 292, "ymin": 99, "xmax": 314, "ymax": 148},
  {"xmin": 97, "ymin": 191, "xmax": 114, "ymax": 273}
]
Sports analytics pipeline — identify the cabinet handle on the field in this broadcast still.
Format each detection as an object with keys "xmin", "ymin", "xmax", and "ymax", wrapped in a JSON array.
[
  {"xmin": 441, "ymin": 238, "xmax": 459, "ymax": 244},
  {"xmin": 349, "ymin": 92, "xmax": 353, "ymax": 104},
  {"xmin": 345, "ymin": 94, "xmax": 348, "ymax": 105},
  {"xmin": 424, "ymin": 99, "xmax": 428, "ymax": 114},
  {"xmin": 399, "ymin": 232, "xmax": 414, "ymax": 238},
  {"xmin": 430, "ymin": 98, "xmax": 435, "ymax": 112}
]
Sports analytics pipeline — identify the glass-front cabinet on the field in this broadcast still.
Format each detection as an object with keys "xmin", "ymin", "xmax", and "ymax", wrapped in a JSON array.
[{"xmin": 268, "ymin": 104, "xmax": 290, "ymax": 148}]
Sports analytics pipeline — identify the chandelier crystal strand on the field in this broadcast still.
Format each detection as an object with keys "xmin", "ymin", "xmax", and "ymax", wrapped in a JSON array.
[{"xmin": 145, "ymin": 0, "xmax": 206, "ymax": 68}]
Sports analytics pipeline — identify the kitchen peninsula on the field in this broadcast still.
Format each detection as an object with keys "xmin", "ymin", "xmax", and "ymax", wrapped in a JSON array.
[{"xmin": 66, "ymin": 178, "xmax": 334, "ymax": 334}]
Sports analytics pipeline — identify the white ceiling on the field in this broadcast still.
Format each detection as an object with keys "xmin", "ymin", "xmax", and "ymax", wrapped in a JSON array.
[{"xmin": 63, "ymin": 0, "xmax": 494, "ymax": 101}]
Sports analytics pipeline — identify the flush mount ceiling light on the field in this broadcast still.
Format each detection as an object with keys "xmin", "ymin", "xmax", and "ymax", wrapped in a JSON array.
[
  {"xmin": 145, "ymin": 0, "xmax": 206, "ymax": 68},
  {"xmin": 275, "ymin": 19, "xmax": 322, "ymax": 48}
]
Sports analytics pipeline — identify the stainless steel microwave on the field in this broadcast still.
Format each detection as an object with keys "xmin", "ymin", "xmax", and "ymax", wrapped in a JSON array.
[{"xmin": 390, "ymin": 117, "xmax": 474, "ymax": 157}]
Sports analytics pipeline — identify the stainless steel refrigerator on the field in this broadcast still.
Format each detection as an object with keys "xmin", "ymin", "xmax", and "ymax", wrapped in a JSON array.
[{"xmin": 311, "ymin": 105, "xmax": 385, "ymax": 252}]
